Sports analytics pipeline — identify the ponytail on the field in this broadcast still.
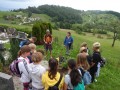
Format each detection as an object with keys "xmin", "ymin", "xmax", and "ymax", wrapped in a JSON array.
[
  {"xmin": 17, "ymin": 45, "xmax": 31, "ymax": 57},
  {"xmin": 18, "ymin": 50, "xmax": 22, "ymax": 57}
]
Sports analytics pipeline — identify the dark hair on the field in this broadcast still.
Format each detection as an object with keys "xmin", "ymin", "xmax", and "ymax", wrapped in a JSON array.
[
  {"xmin": 18, "ymin": 45, "xmax": 31, "ymax": 57},
  {"xmin": 68, "ymin": 59, "xmax": 82, "ymax": 86},
  {"xmin": 48, "ymin": 58, "xmax": 58, "ymax": 80},
  {"xmin": 67, "ymin": 32, "xmax": 71, "ymax": 35},
  {"xmin": 68, "ymin": 59, "xmax": 76, "ymax": 70}
]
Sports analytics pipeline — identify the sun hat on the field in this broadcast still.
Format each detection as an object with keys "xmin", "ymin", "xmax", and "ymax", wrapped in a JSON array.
[{"xmin": 93, "ymin": 42, "xmax": 101, "ymax": 48}]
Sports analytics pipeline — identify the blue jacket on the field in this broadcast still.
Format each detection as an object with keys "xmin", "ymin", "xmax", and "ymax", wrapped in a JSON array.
[{"xmin": 64, "ymin": 36, "xmax": 73, "ymax": 46}]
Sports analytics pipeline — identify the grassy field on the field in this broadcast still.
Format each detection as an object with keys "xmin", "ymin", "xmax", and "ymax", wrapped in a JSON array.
[{"xmin": 42, "ymin": 29, "xmax": 120, "ymax": 90}]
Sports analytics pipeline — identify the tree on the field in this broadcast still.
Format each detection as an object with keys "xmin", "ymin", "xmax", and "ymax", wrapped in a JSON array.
[
  {"xmin": 28, "ymin": 11, "xmax": 32, "ymax": 17},
  {"xmin": 32, "ymin": 22, "xmax": 52, "ymax": 45},
  {"xmin": 109, "ymin": 21, "xmax": 120, "ymax": 47}
]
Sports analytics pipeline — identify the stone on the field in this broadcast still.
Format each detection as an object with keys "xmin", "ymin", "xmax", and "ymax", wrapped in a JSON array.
[
  {"xmin": 7, "ymin": 28, "xmax": 18, "ymax": 37},
  {"xmin": 0, "ymin": 72, "xmax": 15, "ymax": 90},
  {"xmin": 0, "ymin": 43, "xmax": 5, "ymax": 50},
  {"xmin": 18, "ymin": 31, "xmax": 27, "ymax": 39}
]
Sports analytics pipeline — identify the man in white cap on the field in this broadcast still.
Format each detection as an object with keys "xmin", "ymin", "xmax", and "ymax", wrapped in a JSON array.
[{"xmin": 43, "ymin": 29, "xmax": 53, "ymax": 57}]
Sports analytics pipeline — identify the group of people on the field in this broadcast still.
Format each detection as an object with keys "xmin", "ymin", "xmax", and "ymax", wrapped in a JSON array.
[{"xmin": 11, "ymin": 30, "xmax": 104, "ymax": 90}]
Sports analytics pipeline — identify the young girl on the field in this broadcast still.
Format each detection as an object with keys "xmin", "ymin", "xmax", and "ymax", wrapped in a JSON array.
[
  {"xmin": 28, "ymin": 52, "xmax": 46, "ymax": 90},
  {"xmin": 63, "ymin": 59, "xmax": 84, "ymax": 90},
  {"xmin": 77, "ymin": 53, "xmax": 91, "ymax": 85},
  {"xmin": 42, "ymin": 58, "xmax": 64, "ymax": 90},
  {"xmin": 18, "ymin": 45, "xmax": 31, "ymax": 90}
]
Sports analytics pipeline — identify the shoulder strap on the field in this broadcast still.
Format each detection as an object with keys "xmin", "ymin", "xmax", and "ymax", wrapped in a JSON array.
[
  {"xmin": 79, "ymin": 68, "xmax": 85, "ymax": 76},
  {"xmin": 23, "ymin": 59, "xmax": 29, "ymax": 74},
  {"xmin": 54, "ymin": 73, "xmax": 63, "ymax": 87}
]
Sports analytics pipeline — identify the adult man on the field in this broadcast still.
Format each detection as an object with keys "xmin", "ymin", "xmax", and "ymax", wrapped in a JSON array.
[{"xmin": 44, "ymin": 29, "xmax": 53, "ymax": 57}]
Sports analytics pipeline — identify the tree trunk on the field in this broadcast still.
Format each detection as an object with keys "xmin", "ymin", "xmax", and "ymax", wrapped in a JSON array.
[{"xmin": 112, "ymin": 32, "xmax": 117, "ymax": 47}]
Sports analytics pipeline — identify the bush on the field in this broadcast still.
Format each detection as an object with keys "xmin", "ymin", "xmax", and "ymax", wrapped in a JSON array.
[
  {"xmin": 32, "ymin": 22, "xmax": 52, "ymax": 45},
  {"xmin": 97, "ymin": 30, "xmax": 107, "ymax": 34},
  {"xmin": 97, "ymin": 34, "xmax": 104, "ymax": 39},
  {"xmin": 9, "ymin": 38, "xmax": 20, "ymax": 61}
]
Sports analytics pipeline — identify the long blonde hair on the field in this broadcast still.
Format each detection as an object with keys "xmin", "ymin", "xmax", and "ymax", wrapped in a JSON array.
[{"xmin": 77, "ymin": 53, "xmax": 90, "ymax": 70}]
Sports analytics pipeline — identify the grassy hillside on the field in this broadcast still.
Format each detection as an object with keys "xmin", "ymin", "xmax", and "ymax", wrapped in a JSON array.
[
  {"xmin": 39, "ymin": 29, "xmax": 120, "ymax": 90},
  {"xmin": 0, "ymin": 11, "xmax": 51, "ymax": 25}
]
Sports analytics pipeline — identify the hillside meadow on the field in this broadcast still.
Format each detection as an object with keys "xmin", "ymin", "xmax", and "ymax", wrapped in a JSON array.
[
  {"xmin": 46, "ymin": 29, "xmax": 120, "ymax": 90},
  {"xmin": 1, "ymin": 21, "xmax": 120, "ymax": 89}
]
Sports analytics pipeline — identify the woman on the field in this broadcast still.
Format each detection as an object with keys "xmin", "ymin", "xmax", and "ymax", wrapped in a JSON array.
[
  {"xmin": 18, "ymin": 45, "xmax": 31, "ymax": 90},
  {"xmin": 64, "ymin": 32, "xmax": 73, "ymax": 55},
  {"xmin": 63, "ymin": 59, "xmax": 84, "ymax": 90},
  {"xmin": 28, "ymin": 52, "xmax": 46, "ymax": 90},
  {"xmin": 42, "ymin": 58, "xmax": 64, "ymax": 90}
]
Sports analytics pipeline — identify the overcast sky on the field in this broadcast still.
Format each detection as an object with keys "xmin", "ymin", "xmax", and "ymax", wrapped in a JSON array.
[{"xmin": 0, "ymin": 0, "xmax": 120, "ymax": 12}]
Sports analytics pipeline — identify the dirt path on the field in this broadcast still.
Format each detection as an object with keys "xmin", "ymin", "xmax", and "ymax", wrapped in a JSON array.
[{"xmin": 13, "ymin": 76, "xmax": 23, "ymax": 90}]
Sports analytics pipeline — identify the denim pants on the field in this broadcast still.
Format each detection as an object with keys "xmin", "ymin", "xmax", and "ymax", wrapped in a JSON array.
[{"xmin": 66, "ymin": 45, "xmax": 70, "ymax": 54}]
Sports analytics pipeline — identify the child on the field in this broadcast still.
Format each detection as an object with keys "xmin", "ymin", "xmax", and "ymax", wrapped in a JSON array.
[
  {"xmin": 81, "ymin": 42, "xmax": 89, "ymax": 54},
  {"xmin": 27, "ymin": 43, "xmax": 37, "ymax": 63},
  {"xmin": 28, "ymin": 52, "xmax": 46, "ymax": 90},
  {"xmin": 37, "ymin": 49, "xmax": 48, "ymax": 70},
  {"xmin": 18, "ymin": 45, "xmax": 31, "ymax": 90},
  {"xmin": 77, "ymin": 53, "xmax": 91, "ymax": 85},
  {"xmin": 89, "ymin": 42, "xmax": 102, "ymax": 82},
  {"xmin": 42, "ymin": 58, "xmax": 64, "ymax": 90},
  {"xmin": 63, "ymin": 59, "xmax": 84, "ymax": 90},
  {"xmin": 80, "ymin": 47, "xmax": 92, "ymax": 66}
]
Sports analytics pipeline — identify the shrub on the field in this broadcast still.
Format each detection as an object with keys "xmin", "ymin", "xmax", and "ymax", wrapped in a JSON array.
[
  {"xmin": 97, "ymin": 34, "xmax": 104, "ymax": 39},
  {"xmin": 32, "ymin": 22, "xmax": 52, "ymax": 45},
  {"xmin": 9, "ymin": 38, "xmax": 20, "ymax": 61},
  {"xmin": 97, "ymin": 30, "xmax": 107, "ymax": 34}
]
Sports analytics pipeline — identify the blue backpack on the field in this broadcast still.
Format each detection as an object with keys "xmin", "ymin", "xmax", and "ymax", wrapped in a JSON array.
[
  {"xmin": 79, "ymin": 68, "xmax": 91, "ymax": 85},
  {"xmin": 19, "ymin": 40, "xmax": 28, "ymax": 48}
]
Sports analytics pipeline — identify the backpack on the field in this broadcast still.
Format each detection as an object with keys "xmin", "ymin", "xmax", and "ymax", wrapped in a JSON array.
[
  {"xmin": 79, "ymin": 68, "xmax": 91, "ymax": 85},
  {"xmin": 19, "ymin": 40, "xmax": 28, "ymax": 48},
  {"xmin": 9, "ymin": 58, "xmax": 29, "ymax": 77},
  {"xmin": 9, "ymin": 59, "xmax": 22, "ymax": 77},
  {"xmin": 73, "ymin": 81, "xmax": 85, "ymax": 90},
  {"xmin": 48, "ymin": 74, "xmax": 62, "ymax": 90}
]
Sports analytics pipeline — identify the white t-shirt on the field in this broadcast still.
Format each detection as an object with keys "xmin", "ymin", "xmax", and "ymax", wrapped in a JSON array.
[
  {"xmin": 18, "ymin": 56, "xmax": 30, "ymax": 83},
  {"xmin": 28, "ymin": 63, "xmax": 46, "ymax": 89}
]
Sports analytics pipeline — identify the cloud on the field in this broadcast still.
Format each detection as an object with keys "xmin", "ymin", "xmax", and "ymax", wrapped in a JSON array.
[{"xmin": 5, "ymin": 0, "xmax": 29, "ymax": 2}]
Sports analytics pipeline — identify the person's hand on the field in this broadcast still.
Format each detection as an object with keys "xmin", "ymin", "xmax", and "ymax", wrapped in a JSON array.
[{"xmin": 45, "ymin": 42, "xmax": 47, "ymax": 44}]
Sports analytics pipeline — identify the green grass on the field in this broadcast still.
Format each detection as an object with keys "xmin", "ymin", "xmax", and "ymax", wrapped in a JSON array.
[{"xmin": 39, "ymin": 29, "xmax": 120, "ymax": 90}]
